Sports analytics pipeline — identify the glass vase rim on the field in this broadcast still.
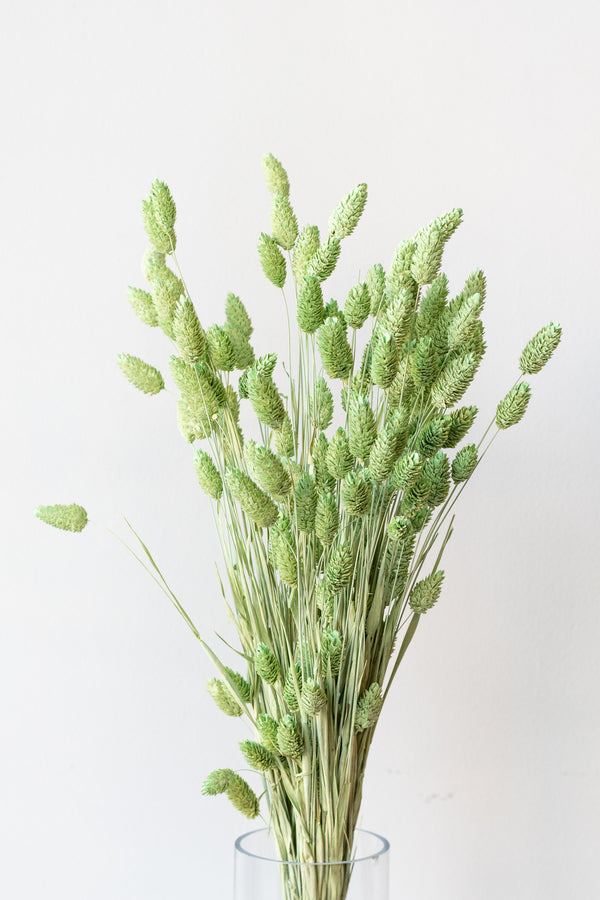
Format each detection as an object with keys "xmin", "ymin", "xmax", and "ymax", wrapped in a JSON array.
[{"xmin": 234, "ymin": 827, "xmax": 390, "ymax": 867}]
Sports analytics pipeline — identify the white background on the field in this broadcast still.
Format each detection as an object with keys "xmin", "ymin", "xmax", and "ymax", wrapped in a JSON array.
[{"xmin": 2, "ymin": 1, "xmax": 599, "ymax": 897}]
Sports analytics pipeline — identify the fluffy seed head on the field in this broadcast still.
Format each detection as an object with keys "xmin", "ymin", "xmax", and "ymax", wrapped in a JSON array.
[
  {"xmin": 270, "ymin": 191, "xmax": 298, "ymax": 250},
  {"xmin": 409, "ymin": 570, "xmax": 445, "ymax": 614},
  {"xmin": 262, "ymin": 153, "xmax": 290, "ymax": 196},
  {"xmin": 225, "ymin": 468, "xmax": 279, "ymax": 528},
  {"xmin": 328, "ymin": 183, "xmax": 368, "ymax": 239},
  {"xmin": 292, "ymin": 225, "xmax": 320, "ymax": 283},
  {"xmin": 297, "ymin": 276, "xmax": 325, "ymax": 334},
  {"xmin": 239, "ymin": 740, "xmax": 278, "ymax": 772},
  {"xmin": 226, "ymin": 773, "xmax": 260, "ymax": 819},
  {"xmin": 36, "ymin": 503, "xmax": 88, "ymax": 533},
  {"xmin": 317, "ymin": 316, "xmax": 353, "ymax": 379},
  {"xmin": 258, "ymin": 232, "xmax": 286, "ymax": 287},
  {"xmin": 127, "ymin": 286, "xmax": 158, "ymax": 328},
  {"xmin": 253, "ymin": 643, "xmax": 280, "ymax": 684},
  {"xmin": 341, "ymin": 470, "xmax": 372, "ymax": 516},
  {"xmin": 496, "ymin": 382, "xmax": 531, "ymax": 429},
  {"xmin": 315, "ymin": 493, "xmax": 339, "ymax": 546},
  {"xmin": 118, "ymin": 354, "xmax": 164, "ymax": 395},
  {"xmin": 344, "ymin": 282, "xmax": 370, "ymax": 329},
  {"xmin": 326, "ymin": 428, "xmax": 354, "ymax": 479},
  {"xmin": 301, "ymin": 679, "xmax": 327, "ymax": 716},
  {"xmin": 194, "ymin": 449, "xmax": 223, "ymax": 499},
  {"xmin": 452, "ymin": 443, "xmax": 478, "ymax": 482},
  {"xmin": 355, "ymin": 683, "xmax": 383, "ymax": 732},
  {"xmin": 277, "ymin": 715, "xmax": 304, "ymax": 759},
  {"xmin": 519, "ymin": 322, "xmax": 562, "ymax": 374}
]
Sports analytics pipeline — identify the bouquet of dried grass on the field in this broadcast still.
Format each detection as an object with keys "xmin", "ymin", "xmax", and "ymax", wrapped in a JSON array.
[{"xmin": 37, "ymin": 155, "xmax": 561, "ymax": 900}]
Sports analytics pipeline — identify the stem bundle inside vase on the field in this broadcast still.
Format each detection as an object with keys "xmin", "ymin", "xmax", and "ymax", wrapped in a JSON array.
[{"xmin": 36, "ymin": 155, "xmax": 562, "ymax": 900}]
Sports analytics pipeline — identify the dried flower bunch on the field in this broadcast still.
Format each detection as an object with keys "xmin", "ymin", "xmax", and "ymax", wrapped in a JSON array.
[{"xmin": 37, "ymin": 155, "xmax": 561, "ymax": 900}]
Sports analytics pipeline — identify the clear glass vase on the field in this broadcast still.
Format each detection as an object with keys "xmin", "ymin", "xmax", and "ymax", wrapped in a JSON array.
[{"xmin": 233, "ymin": 828, "xmax": 390, "ymax": 900}]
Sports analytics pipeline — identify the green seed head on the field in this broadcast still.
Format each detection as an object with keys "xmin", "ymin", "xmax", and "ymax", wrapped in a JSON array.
[
  {"xmin": 118, "ymin": 354, "xmax": 164, "ymax": 395},
  {"xmin": 519, "ymin": 322, "xmax": 562, "ymax": 375},
  {"xmin": 253, "ymin": 643, "xmax": 281, "ymax": 684},
  {"xmin": 452, "ymin": 443, "xmax": 478, "ymax": 483},
  {"xmin": 496, "ymin": 382, "xmax": 531, "ymax": 429},
  {"xmin": 328, "ymin": 183, "xmax": 368, "ymax": 239},
  {"xmin": 277, "ymin": 715, "xmax": 304, "ymax": 759},
  {"xmin": 262, "ymin": 153, "xmax": 290, "ymax": 197},
  {"xmin": 270, "ymin": 190, "xmax": 298, "ymax": 251},
  {"xmin": 344, "ymin": 282, "xmax": 370, "ymax": 329},
  {"xmin": 226, "ymin": 773, "xmax": 260, "ymax": 819},
  {"xmin": 409, "ymin": 570, "xmax": 445, "ymax": 614},
  {"xmin": 35, "ymin": 503, "xmax": 88, "ymax": 533},
  {"xmin": 258, "ymin": 232, "xmax": 286, "ymax": 288},
  {"xmin": 239, "ymin": 739, "xmax": 278, "ymax": 772},
  {"xmin": 341, "ymin": 470, "xmax": 372, "ymax": 516},
  {"xmin": 355, "ymin": 683, "xmax": 383, "ymax": 732},
  {"xmin": 194, "ymin": 449, "xmax": 223, "ymax": 499}
]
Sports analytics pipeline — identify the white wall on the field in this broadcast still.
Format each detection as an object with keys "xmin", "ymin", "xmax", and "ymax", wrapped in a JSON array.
[{"xmin": 3, "ymin": 1, "xmax": 599, "ymax": 897}]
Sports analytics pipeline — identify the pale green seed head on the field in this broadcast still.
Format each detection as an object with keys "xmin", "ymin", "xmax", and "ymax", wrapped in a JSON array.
[
  {"xmin": 194, "ymin": 449, "xmax": 223, "ymax": 499},
  {"xmin": 355, "ymin": 683, "xmax": 383, "ymax": 732},
  {"xmin": 273, "ymin": 414, "xmax": 296, "ymax": 457},
  {"xmin": 519, "ymin": 322, "xmax": 562, "ymax": 375},
  {"xmin": 257, "ymin": 714, "xmax": 279, "ymax": 752},
  {"xmin": 422, "ymin": 451, "xmax": 451, "ymax": 507},
  {"xmin": 371, "ymin": 332, "xmax": 399, "ymax": 389},
  {"xmin": 297, "ymin": 276, "xmax": 325, "ymax": 334},
  {"xmin": 348, "ymin": 394, "xmax": 377, "ymax": 461},
  {"xmin": 409, "ymin": 570, "xmax": 445, "ymax": 614},
  {"xmin": 328, "ymin": 183, "xmax": 368, "ymax": 240},
  {"xmin": 36, "ymin": 503, "xmax": 88, "ymax": 533},
  {"xmin": 258, "ymin": 232, "xmax": 286, "ymax": 288},
  {"xmin": 316, "ymin": 316, "xmax": 353, "ymax": 379},
  {"xmin": 295, "ymin": 472, "xmax": 317, "ymax": 533},
  {"xmin": 430, "ymin": 353, "xmax": 479, "ymax": 409},
  {"xmin": 325, "ymin": 543, "xmax": 354, "ymax": 593},
  {"xmin": 225, "ymin": 468, "xmax": 279, "ymax": 528},
  {"xmin": 225, "ymin": 293, "xmax": 253, "ymax": 340},
  {"xmin": 292, "ymin": 224, "xmax": 320, "ymax": 283},
  {"xmin": 127, "ymin": 286, "xmax": 158, "ymax": 328},
  {"xmin": 496, "ymin": 382, "xmax": 531, "ymax": 429},
  {"xmin": 254, "ymin": 643, "xmax": 281, "ymax": 684},
  {"xmin": 207, "ymin": 678, "xmax": 242, "ymax": 717},
  {"xmin": 262, "ymin": 153, "xmax": 290, "ymax": 197},
  {"xmin": 446, "ymin": 405, "xmax": 478, "ymax": 447},
  {"xmin": 283, "ymin": 664, "xmax": 303, "ymax": 713},
  {"xmin": 310, "ymin": 377, "xmax": 334, "ymax": 431},
  {"xmin": 118, "ymin": 354, "xmax": 164, "ymax": 395},
  {"xmin": 390, "ymin": 451, "xmax": 423, "ymax": 492},
  {"xmin": 301, "ymin": 679, "xmax": 327, "ymax": 716},
  {"xmin": 366, "ymin": 263, "xmax": 386, "ymax": 316},
  {"xmin": 344, "ymin": 282, "xmax": 370, "ymax": 329},
  {"xmin": 387, "ymin": 515, "xmax": 412, "ymax": 542},
  {"xmin": 239, "ymin": 739, "xmax": 278, "ymax": 772},
  {"xmin": 173, "ymin": 298, "xmax": 206, "ymax": 364},
  {"xmin": 270, "ymin": 190, "xmax": 298, "ymax": 251},
  {"xmin": 342, "ymin": 470, "xmax": 372, "ymax": 516},
  {"xmin": 326, "ymin": 428, "xmax": 354, "ymax": 479},
  {"xmin": 315, "ymin": 493, "xmax": 339, "ymax": 546},
  {"xmin": 226, "ymin": 773, "xmax": 260, "ymax": 819},
  {"xmin": 386, "ymin": 240, "xmax": 417, "ymax": 304},
  {"xmin": 313, "ymin": 433, "xmax": 336, "ymax": 494},
  {"xmin": 306, "ymin": 237, "xmax": 341, "ymax": 282},
  {"xmin": 277, "ymin": 715, "xmax": 304, "ymax": 759},
  {"xmin": 202, "ymin": 768, "xmax": 233, "ymax": 796},
  {"xmin": 206, "ymin": 324, "xmax": 237, "ymax": 372},
  {"xmin": 452, "ymin": 443, "xmax": 478, "ymax": 483}
]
